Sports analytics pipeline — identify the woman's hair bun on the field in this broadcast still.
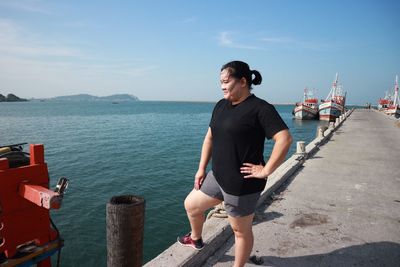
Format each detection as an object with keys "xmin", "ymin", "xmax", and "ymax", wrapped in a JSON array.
[
  {"xmin": 221, "ymin": 61, "xmax": 262, "ymax": 89},
  {"xmin": 251, "ymin": 70, "xmax": 262, "ymax": 85}
]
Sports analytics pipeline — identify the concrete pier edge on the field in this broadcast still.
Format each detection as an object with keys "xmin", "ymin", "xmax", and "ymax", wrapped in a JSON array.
[
  {"xmin": 144, "ymin": 108, "xmax": 355, "ymax": 267},
  {"xmin": 371, "ymin": 107, "xmax": 400, "ymax": 121}
]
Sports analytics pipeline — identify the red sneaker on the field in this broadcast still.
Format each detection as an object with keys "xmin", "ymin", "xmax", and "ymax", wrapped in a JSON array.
[{"xmin": 177, "ymin": 232, "xmax": 204, "ymax": 250}]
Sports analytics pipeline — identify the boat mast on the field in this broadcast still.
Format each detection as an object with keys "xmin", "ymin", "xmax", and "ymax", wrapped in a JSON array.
[
  {"xmin": 303, "ymin": 87, "xmax": 307, "ymax": 103},
  {"xmin": 394, "ymin": 75, "xmax": 399, "ymax": 107},
  {"xmin": 332, "ymin": 73, "xmax": 338, "ymax": 100},
  {"xmin": 326, "ymin": 73, "xmax": 338, "ymax": 101}
]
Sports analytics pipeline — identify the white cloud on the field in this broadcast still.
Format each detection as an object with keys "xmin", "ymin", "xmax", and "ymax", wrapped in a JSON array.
[
  {"xmin": 261, "ymin": 36, "xmax": 331, "ymax": 51},
  {"xmin": 0, "ymin": 58, "xmax": 158, "ymax": 98},
  {"xmin": 0, "ymin": 43, "xmax": 82, "ymax": 57},
  {"xmin": 0, "ymin": 19, "xmax": 20, "ymax": 42},
  {"xmin": 0, "ymin": 0, "xmax": 52, "ymax": 15},
  {"xmin": 217, "ymin": 31, "xmax": 260, "ymax": 50},
  {"xmin": 116, "ymin": 65, "xmax": 159, "ymax": 77},
  {"xmin": 261, "ymin": 37, "xmax": 294, "ymax": 44},
  {"xmin": 217, "ymin": 32, "xmax": 331, "ymax": 51},
  {"xmin": 75, "ymin": 62, "xmax": 160, "ymax": 77},
  {"xmin": 0, "ymin": 19, "xmax": 82, "ymax": 58},
  {"xmin": 182, "ymin": 17, "xmax": 197, "ymax": 24},
  {"xmin": 0, "ymin": 19, "xmax": 157, "ymax": 72},
  {"xmin": 0, "ymin": 55, "xmax": 159, "ymax": 97},
  {"xmin": 63, "ymin": 20, "xmax": 90, "ymax": 29},
  {"xmin": 0, "ymin": 19, "xmax": 158, "ymax": 98}
]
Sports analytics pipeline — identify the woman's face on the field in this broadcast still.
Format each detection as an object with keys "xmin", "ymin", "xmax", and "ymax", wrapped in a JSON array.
[{"xmin": 220, "ymin": 69, "xmax": 246, "ymax": 103}]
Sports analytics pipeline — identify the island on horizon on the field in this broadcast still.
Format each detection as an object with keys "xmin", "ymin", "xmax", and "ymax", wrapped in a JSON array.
[
  {"xmin": 43, "ymin": 93, "xmax": 139, "ymax": 102},
  {"xmin": 0, "ymin": 93, "xmax": 28, "ymax": 102}
]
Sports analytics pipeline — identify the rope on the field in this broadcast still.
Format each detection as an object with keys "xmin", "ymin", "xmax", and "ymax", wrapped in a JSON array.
[{"xmin": 206, "ymin": 202, "xmax": 228, "ymax": 219}]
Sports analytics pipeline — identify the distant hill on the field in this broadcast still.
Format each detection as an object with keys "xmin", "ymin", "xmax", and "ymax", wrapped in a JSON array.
[
  {"xmin": 0, "ymin": 93, "xmax": 28, "ymax": 102},
  {"xmin": 48, "ymin": 94, "xmax": 139, "ymax": 102}
]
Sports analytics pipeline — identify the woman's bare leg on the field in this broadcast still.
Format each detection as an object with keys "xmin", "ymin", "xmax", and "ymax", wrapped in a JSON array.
[
  {"xmin": 184, "ymin": 189, "xmax": 221, "ymax": 239},
  {"xmin": 228, "ymin": 213, "xmax": 255, "ymax": 267}
]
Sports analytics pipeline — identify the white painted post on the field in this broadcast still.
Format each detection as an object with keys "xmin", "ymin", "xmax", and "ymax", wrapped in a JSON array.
[
  {"xmin": 316, "ymin": 126, "xmax": 327, "ymax": 138},
  {"xmin": 296, "ymin": 141, "xmax": 306, "ymax": 154}
]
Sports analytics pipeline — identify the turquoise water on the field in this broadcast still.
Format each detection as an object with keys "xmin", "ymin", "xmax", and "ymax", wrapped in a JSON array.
[{"xmin": 0, "ymin": 101, "xmax": 327, "ymax": 266}]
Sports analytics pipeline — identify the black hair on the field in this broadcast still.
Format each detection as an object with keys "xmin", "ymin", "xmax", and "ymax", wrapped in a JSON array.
[{"xmin": 221, "ymin": 60, "xmax": 262, "ymax": 90}]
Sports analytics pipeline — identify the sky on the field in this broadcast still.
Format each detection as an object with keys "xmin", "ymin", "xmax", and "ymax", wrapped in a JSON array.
[{"xmin": 0, "ymin": 0, "xmax": 399, "ymax": 104}]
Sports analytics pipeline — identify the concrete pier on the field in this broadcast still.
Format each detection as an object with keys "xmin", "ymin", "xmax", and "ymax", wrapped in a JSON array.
[{"xmin": 206, "ymin": 109, "xmax": 400, "ymax": 266}]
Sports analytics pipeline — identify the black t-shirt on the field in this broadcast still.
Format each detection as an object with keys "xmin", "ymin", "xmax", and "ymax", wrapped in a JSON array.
[{"xmin": 209, "ymin": 94, "xmax": 288, "ymax": 196}]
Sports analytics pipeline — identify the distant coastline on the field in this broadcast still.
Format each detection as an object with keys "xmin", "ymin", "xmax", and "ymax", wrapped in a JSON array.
[
  {"xmin": 34, "ymin": 94, "xmax": 140, "ymax": 102},
  {"xmin": 0, "ymin": 93, "xmax": 27, "ymax": 102},
  {"xmin": 45, "ymin": 93, "xmax": 139, "ymax": 102},
  {"xmin": 0, "ymin": 93, "xmax": 365, "ymax": 106},
  {"xmin": 1, "ymin": 93, "xmax": 140, "ymax": 103}
]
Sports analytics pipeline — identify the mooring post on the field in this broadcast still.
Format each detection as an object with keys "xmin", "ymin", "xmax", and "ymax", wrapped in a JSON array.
[
  {"xmin": 316, "ymin": 126, "xmax": 328, "ymax": 138},
  {"xmin": 106, "ymin": 195, "xmax": 145, "ymax": 267},
  {"xmin": 296, "ymin": 141, "xmax": 306, "ymax": 154}
]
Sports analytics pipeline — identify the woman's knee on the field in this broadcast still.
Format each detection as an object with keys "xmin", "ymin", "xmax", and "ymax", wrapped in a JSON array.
[
  {"xmin": 184, "ymin": 195, "xmax": 197, "ymax": 214},
  {"xmin": 229, "ymin": 215, "xmax": 254, "ymax": 238},
  {"xmin": 184, "ymin": 191, "xmax": 204, "ymax": 215},
  {"xmin": 184, "ymin": 190, "xmax": 220, "ymax": 216},
  {"xmin": 231, "ymin": 224, "xmax": 252, "ymax": 238}
]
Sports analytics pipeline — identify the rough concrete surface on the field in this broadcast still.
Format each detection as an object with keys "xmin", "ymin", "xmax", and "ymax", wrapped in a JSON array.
[{"xmin": 207, "ymin": 109, "xmax": 400, "ymax": 267}]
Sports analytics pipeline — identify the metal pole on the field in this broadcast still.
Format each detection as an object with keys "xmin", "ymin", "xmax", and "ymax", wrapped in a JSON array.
[{"xmin": 107, "ymin": 195, "xmax": 145, "ymax": 267}]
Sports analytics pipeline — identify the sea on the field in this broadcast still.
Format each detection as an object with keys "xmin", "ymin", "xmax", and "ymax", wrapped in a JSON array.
[{"xmin": 0, "ymin": 100, "xmax": 328, "ymax": 266}]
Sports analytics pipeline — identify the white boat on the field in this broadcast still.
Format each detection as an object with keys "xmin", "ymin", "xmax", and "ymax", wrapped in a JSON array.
[
  {"xmin": 319, "ymin": 73, "xmax": 346, "ymax": 122},
  {"xmin": 383, "ymin": 75, "xmax": 400, "ymax": 118},
  {"xmin": 378, "ymin": 91, "xmax": 392, "ymax": 112},
  {"xmin": 293, "ymin": 88, "xmax": 319, "ymax": 120}
]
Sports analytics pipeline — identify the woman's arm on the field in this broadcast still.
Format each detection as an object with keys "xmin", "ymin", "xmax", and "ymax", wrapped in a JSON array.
[
  {"xmin": 241, "ymin": 129, "xmax": 292, "ymax": 179},
  {"xmin": 194, "ymin": 127, "xmax": 213, "ymax": 189}
]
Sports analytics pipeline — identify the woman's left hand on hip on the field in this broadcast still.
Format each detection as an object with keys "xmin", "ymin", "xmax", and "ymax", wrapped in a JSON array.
[{"xmin": 240, "ymin": 163, "xmax": 267, "ymax": 179}]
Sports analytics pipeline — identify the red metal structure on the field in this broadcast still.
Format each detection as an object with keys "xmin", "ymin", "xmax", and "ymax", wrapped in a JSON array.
[{"xmin": 0, "ymin": 144, "xmax": 67, "ymax": 266}]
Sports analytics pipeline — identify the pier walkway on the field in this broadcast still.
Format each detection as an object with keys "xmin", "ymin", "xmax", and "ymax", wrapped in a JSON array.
[{"xmin": 206, "ymin": 109, "xmax": 400, "ymax": 266}]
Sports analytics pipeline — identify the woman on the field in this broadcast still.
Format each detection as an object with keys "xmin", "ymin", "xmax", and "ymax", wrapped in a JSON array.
[{"xmin": 178, "ymin": 61, "xmax": 292, "ymax": 267}]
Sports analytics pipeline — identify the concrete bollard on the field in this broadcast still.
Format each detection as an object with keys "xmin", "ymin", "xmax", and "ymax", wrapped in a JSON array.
[
  {"xmin": 107, "ymin": 195, "xmax": 145, "ymax": 267},
  {"xmin": 316, "ymin": 126, "xmax": 328, "ymax": 138},
  {"xmin": 296, "ymin": 141, "xmax": 306, "ymax": 154},
  {"xmin": 330, "ymin": 121, "xmax": 335, "ymax": 128}
]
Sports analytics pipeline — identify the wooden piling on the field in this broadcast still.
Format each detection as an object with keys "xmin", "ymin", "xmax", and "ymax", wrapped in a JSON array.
[{"xmin": 106, "ymin": 195, "xmax": 145, "ymax": 267}]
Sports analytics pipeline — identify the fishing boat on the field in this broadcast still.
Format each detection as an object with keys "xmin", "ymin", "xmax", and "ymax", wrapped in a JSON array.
[
  {"xmin": 377, "ymin": 92, "xmax": 392, "ymax": 112},
  {"xmin": 0, "ymin": 143, "xmax": 68, "ymax": 266},
  {"xmin": 383, "ymin": 75, "xmax": 400, "ymax": 118},
  {"xmin": 318, "ymin": 73, "xmax": 346, "ymax": 122},
  {"xmin": 293, "ymin": 88, "xmax": 319, "ymax": 120}
]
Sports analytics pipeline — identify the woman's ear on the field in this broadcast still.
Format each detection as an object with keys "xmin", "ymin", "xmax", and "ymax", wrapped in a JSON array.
[{"xmin": 240, "ymin": 77, "xmax": 247, "ymax": 88}]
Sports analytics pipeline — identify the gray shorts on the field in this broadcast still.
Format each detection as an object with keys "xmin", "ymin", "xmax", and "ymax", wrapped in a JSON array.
[{"xmin": 200, "ymin": 171, "xmax": 261, "ymax": 217}]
